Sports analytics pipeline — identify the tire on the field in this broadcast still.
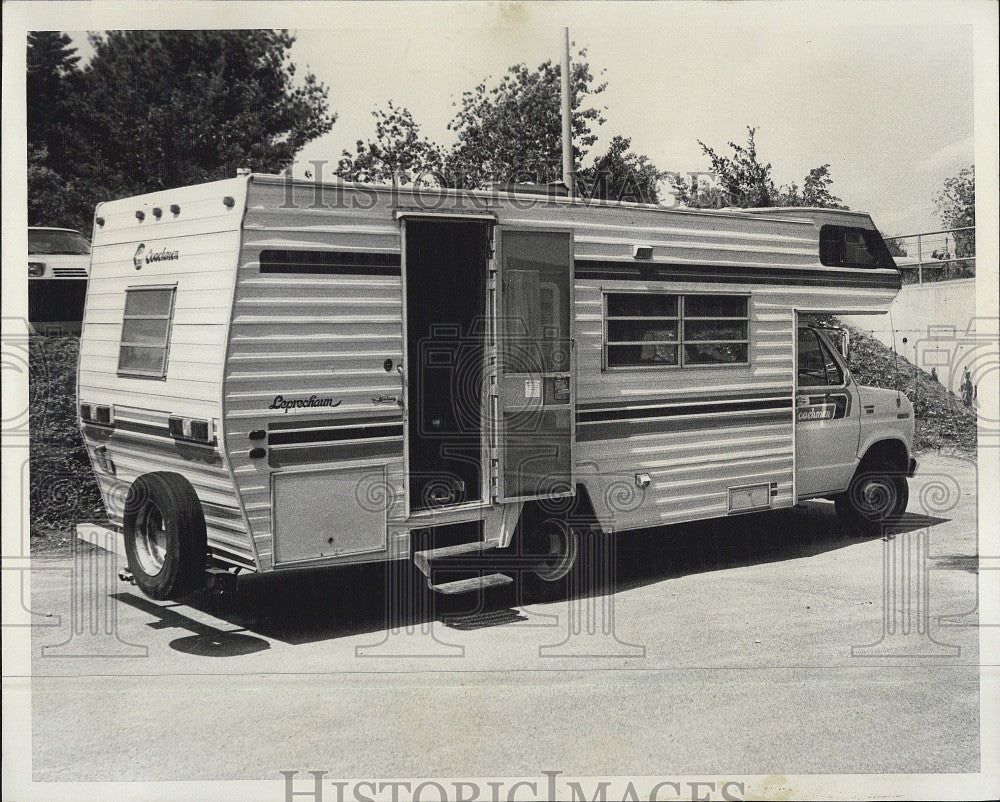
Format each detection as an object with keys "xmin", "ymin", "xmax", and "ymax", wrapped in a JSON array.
[
  {"xmin": 527, "ymin": 517, "xmax": 579, "ymax": 582},
  {"xmin": 834, "ymin": 460, "xmax": 909, "ymax": 537},
  {"xmin": 123, "ymin": 472, "xmax": 207, "ymax": 600},
  {"xmin": 516, "ymin": 516, "xmax": 583, "ymax": 602}
]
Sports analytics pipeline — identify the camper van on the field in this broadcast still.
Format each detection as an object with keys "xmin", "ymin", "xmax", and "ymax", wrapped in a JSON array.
[{"xmin": 77, "ymin": 174, "xmax": 915, "ymax": 600}]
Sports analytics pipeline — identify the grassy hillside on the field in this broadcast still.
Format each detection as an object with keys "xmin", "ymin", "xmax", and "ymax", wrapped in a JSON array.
[{"xmin": 839, "ymin": 321, "xmax": 978, "ymax": 452}]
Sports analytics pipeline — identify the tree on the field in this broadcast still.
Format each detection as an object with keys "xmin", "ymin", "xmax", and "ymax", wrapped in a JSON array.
[
  {"xmin": 26, "ymin": 32, "xmax": 96, "ymax": 230},
  {"xmin": 779, "ymin": 165, "xmax": 846, "ymax": 209},
  {"xmin": 27, "ymin": 31, "xmax": 83, "ymax": 165},
  {"xmin": 336, "ymin": 101, "xmax": 444, "ymax": 184},
  {"xmin": 577, "ymin": 135, "xmax": 664, "ymax": 203},
  {"xmin": 444, "ymin": 50, "xmax": 608, "ymax": 187},
  {"xmin": 28, "ymin": 30, "xmax": 336, "ymax": 233},
  {"xmin": 84, "ymin": 30, "xmax": 335, "ymax": 193},
  {"xmin": 935, "ymin": 166, "xmax": 975, "ymax": 258},
  {"xmin": 337, "ymin": 49, "xmax": 666, "ymax": 203},
  {"xmin": 671, "ymin": 127, "xmax": 847, "ymax": 210}
]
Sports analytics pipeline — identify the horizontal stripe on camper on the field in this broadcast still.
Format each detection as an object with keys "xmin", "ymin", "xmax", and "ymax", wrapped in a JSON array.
[
  {"xmin": 259, "ymin": 249, "xmax": 401, "ymax": 276},
  {"xmin": 264, "ymin": 415, "xmax": 404, "ymax": 467},
  {"xmin": 268, "ymin": 422, "xmax": 404, "ymax": 445},
  {"xmin": 267, "ymin": 440, "xmax": 402, "ymax": 468},
  {"xmin": 83, "ymin": 419, "xmax": 219, "ymax": 449},
  {"xmin": 577, "ymin": 388, "xmax": 789, "ymax": 412},
  {"xmin": 576, "ymin": 402, "xmax": 792, "ymax": 442},
  {"xmin": 577, "ymin": 396, "xmax": 792, "ymax": 424},
  {"xmin": 575, "ymin": 260, "xmax": 901, "ymax": 289}
]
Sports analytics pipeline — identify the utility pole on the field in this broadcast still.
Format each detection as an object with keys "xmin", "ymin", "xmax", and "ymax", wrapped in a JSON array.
[{"xmin": 561, "ymin": 27, "xmax": 574, "ymax": 197}]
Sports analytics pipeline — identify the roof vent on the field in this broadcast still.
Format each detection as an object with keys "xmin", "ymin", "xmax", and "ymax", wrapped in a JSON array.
[{"xmin": 633, "ymin": 245, "xmax": 654, "ymax": 260}]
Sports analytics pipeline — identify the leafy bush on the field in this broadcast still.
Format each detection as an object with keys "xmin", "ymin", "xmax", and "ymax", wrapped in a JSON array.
[{"xmin": 29, "ymin": 336, "xmax": 106, "ymax": 551}]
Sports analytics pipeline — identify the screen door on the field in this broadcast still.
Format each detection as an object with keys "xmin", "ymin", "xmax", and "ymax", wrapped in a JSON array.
[{"xmin": 494, "ymin": 229, "xmax": 574, "ymax": 502}]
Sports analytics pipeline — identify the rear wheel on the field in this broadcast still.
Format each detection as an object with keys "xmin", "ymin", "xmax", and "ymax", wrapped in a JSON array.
[
  {"xmin": 835, "ymin": 461, "xmax": 909, "ymax": 537},
  {"xmin": 123, "ymin": 472, "xmax": 206, "ymax": 600}
]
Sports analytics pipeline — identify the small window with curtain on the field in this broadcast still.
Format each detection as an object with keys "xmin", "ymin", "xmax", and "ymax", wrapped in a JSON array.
[
  {"xmin": 604, "ymin": 293, "xmax": 680, "ymax": 368},
  {"xmin": 682, "ymin": 295, "xmax": 749, "ymax": 365},
  {"xmin": 117, "ymin": 286, "xmax": 177, "ymax": 378},
  {"xmin": 604, "ymin": 292, "xmax": 748, "ymax": 368}
]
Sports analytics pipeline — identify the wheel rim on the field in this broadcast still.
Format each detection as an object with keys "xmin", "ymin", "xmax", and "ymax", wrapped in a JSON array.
[
  {"xmin": 531, "ymin": 520, "xmax": 577, "ymax": 582},
  {"xmin": 134, "ymin": 503, "xmax": 168, "ymax": 577},
  {"xmin": 856, "ymin": 476, "xmax": 896, "ymax": 520}
]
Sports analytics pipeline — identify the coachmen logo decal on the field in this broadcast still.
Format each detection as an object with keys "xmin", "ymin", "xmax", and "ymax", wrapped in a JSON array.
[{"xmin": 133, "ymin": 243, "xmax": 179, "ymax": 270}]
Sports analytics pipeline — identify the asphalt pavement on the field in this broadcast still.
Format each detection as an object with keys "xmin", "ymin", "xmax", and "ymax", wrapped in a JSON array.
[{"xmin": 20, "ymin": 453, "xmax": 982, "ymax": 782}]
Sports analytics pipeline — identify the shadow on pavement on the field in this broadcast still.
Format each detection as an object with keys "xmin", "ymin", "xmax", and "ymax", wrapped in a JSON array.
[
  {"xmin": 125, "ymin": 500, "xmax": 949, "ymax": 648},
  {"xmin": 112, "ymin": 593, "xmax": 271, "ymax": 657}
]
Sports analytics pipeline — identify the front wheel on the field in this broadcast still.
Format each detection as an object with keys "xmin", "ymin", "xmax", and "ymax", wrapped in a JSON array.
[
  {"xmin": 513, "ymin": 516, "xmax": 586, "ymax": 603},
  {"xmin": 123, "ymin": 472, "xmax": 207, "ymax": 600},
  {"xmin": 834, "ymin": 463, "xmax": 909, "ymax": 537}
]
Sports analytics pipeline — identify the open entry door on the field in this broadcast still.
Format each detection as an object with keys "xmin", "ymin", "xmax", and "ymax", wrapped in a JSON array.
[{"xmin": 493, "ymin": 229, "xmax": 575, "ymax": 503}]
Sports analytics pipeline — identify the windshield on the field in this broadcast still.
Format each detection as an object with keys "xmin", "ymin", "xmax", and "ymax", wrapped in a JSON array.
[{"xmin": 29, "ymin": 229, "xmax": 91, "ymax": 256}]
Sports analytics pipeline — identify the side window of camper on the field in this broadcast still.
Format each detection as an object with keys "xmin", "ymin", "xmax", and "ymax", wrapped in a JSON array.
[
  {"xmin": 117, "ymin": 286, "xmax": 177, "ymax": 378},
  {"xmin": 682, "ymin": 295, "xmax": 749, "ymax": 365},
  {"xmin": 604, "ymin": 293, "xmax": 680, "ymax": 368},
  {"xmin": 604, "ymin": 293, "xmax": 749, "ymax": 368}
]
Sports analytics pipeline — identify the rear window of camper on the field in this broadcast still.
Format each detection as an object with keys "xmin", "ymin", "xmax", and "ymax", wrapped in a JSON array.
[
  {"xmin": 819, "ymin": 225, "xmax": 896, "ymax": 269},
  {"xmin": 117, "ymin": 286, "xmax": 177, "ymax": 377},
  {"xmin": 604, "ymin": 293, "xmax": 749, "ymax": 368}
]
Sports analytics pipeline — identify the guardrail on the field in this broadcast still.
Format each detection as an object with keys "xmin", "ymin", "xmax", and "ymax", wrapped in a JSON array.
[{"xmin": 885, "ymin": 226, "xmax": 975, "ymax": 285}]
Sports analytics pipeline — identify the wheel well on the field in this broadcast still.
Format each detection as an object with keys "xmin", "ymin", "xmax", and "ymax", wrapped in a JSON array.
[
  {"xmin": 859, "ymin": 439, "xmax": 909, "ymax": 472},
  {"xmin": 514, "ymin": 483, "xmax": 601, "ymax": 540}
]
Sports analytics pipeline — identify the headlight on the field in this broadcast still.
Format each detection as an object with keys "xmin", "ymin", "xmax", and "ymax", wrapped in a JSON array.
[{"xmin": 28, "ymin": 262, "xmax": 45, "ymax": 277}]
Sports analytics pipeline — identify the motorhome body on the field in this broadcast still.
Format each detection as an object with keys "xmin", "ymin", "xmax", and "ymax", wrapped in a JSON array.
[{"xmin": 78, "ymin": 174, "xmax": 915, "ymax": 599}]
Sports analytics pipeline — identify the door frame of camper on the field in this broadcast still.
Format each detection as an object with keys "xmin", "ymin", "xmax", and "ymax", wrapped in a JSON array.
[{"xmin": 397, "ymin": 211, "xmax": 497, "ymax": 521}]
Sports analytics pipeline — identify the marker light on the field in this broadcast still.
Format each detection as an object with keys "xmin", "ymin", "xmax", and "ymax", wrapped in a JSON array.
[{"xmin": 168, "ymin": 415, "xmax": 214, "ymax": 443}]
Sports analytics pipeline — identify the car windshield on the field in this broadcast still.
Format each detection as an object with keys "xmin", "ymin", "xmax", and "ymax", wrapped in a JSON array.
[{"xmin": 29, "ymin": 229, "xmax": 91, "ymax": 255}]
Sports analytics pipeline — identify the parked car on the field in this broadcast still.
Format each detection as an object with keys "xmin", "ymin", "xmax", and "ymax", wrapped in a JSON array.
[{"xmin": 28, "ymin": 227, "xmax": 91, "ymax": 334}]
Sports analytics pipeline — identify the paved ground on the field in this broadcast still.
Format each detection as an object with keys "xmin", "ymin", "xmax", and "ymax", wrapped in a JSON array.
[{"xmin": 19, "ymin": 453, "xmax": 982, "ymax": 782}]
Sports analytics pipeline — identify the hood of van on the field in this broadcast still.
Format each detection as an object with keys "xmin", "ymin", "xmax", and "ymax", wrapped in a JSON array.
[{"xmin": 856, "ymin": 383, "xmax": 913, "ymax": 422}]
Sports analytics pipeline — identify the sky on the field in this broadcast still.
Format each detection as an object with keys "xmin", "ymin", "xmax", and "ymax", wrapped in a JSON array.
[{"xmin": 66, "ymin": 7, "xmax": 975, "ymax": 237}]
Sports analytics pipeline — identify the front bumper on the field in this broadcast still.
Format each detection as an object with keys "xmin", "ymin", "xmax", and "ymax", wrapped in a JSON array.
[{"xmin": 907, "ymin": 457, "xmax": 918, "ymax": 478}]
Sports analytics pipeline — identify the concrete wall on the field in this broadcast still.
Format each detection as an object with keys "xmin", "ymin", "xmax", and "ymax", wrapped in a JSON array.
[{"xmin": 840, "ymin": 278, "xmax": 978, "ymax": 396}]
